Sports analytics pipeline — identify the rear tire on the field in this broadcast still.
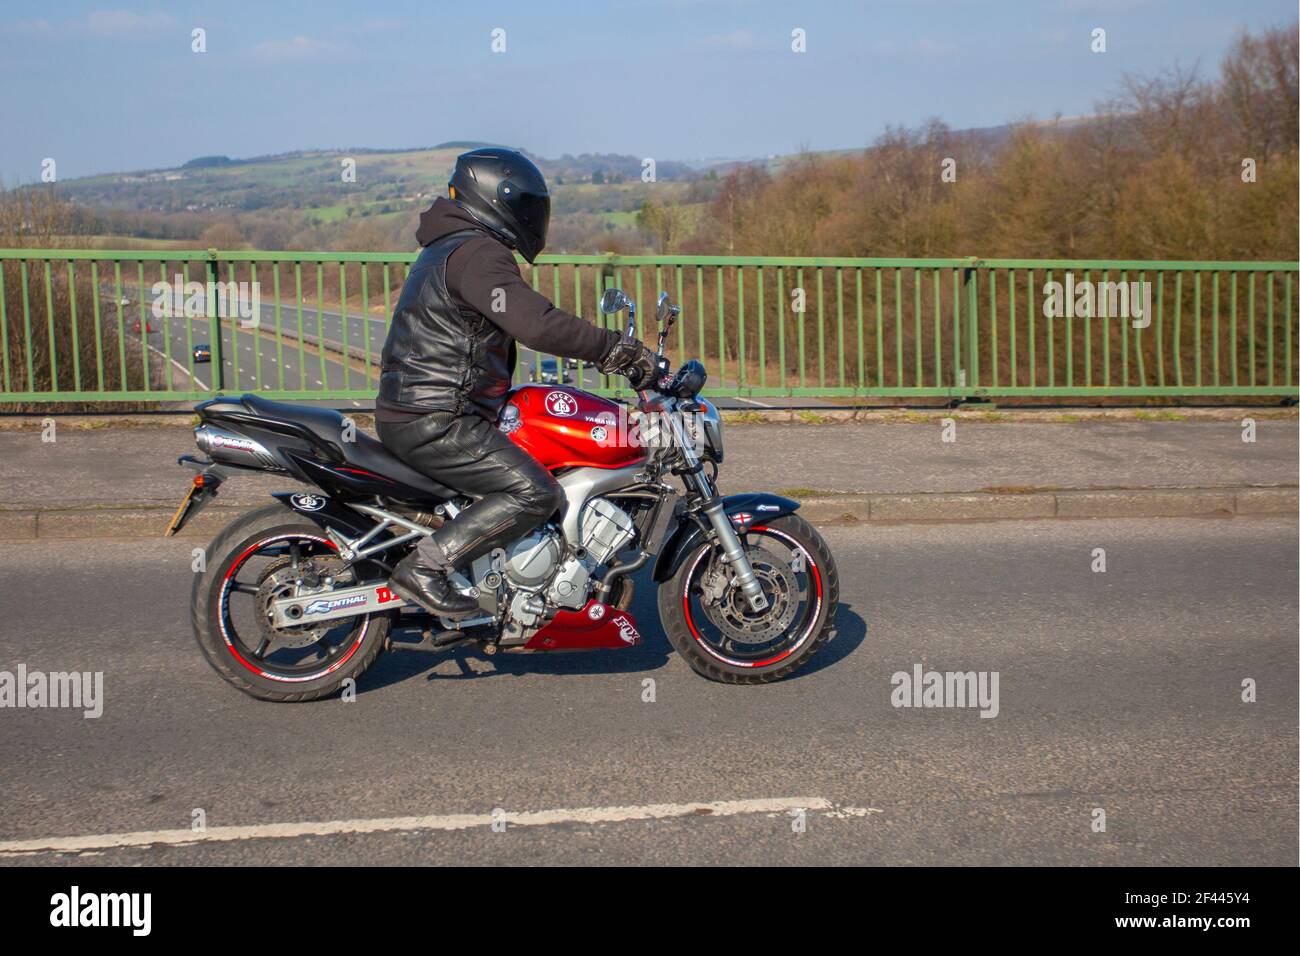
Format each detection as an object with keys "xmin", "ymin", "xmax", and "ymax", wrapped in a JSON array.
[
  {"xmin": 658, "ymin": 513, "xmax": 839, "ymax": 684},
  {"xmin": 191, "ymin": 504, "xmax": 390, "ymax": 702}
]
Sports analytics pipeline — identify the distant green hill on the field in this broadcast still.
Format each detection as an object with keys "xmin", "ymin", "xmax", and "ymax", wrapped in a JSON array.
[
  {"xmin": 38, "ymin": 121, "xmax": 1056, "ymax": 251},
  {"xmin": 56, "ymin": 146, "xmax": 702, "ymax": 215},
  {"xmin": 46, "ymin": 146, "xmax": 711, "ymax": 251}
]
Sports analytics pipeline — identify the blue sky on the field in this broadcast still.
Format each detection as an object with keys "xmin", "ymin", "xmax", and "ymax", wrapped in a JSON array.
[{"xmin": 0, "ymin": 0, "xmax": 1294, "ymax": 181}]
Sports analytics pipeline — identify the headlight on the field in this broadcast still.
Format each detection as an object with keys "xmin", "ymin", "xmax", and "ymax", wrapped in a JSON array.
[{"xmin": 696, "ymin": 398, "xmax": 724, "ymax": 463}]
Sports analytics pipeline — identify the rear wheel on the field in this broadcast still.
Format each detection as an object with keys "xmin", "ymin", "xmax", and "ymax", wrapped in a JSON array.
[
  {"xmin": 191, "ymin": 504, "xmax": 391, "ymax": 702},
  {"xmin": 658, "ymin": 513, "xmax": 839, "ymax": 684}
]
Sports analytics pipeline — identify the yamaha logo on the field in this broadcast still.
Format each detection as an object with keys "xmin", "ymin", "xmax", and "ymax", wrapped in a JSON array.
[{"xmin": 587, "ymin": 603, "xmax": 605, "ymax": 620}]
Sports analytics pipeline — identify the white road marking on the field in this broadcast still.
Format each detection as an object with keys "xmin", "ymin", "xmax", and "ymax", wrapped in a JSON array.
[
  {"xmin": 0, "ymin": 797, "xmax": 864, "ymax": 856},
  {"xmin": 126, "ymin": 332, "xmax": 208, "ymax": 392},
  {"xmin": 169, "ymin": 356, "xmax": 209, "ymax": 391}
]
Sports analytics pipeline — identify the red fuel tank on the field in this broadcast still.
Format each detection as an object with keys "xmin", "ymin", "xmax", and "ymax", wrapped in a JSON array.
[{"xmin": 502, "ymin": 385, "xmax": 645, "ymax": 471}]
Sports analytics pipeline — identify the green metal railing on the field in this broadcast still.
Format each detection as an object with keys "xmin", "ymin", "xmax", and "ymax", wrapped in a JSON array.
[{"xmin": 0, "ymin": 248, "xmax": 1296, "ymax": 405}]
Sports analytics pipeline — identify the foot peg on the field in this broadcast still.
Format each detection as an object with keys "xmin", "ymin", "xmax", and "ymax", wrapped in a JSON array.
[{"xmin": 390, "ymin": 555, "xmax": 479, "ymax": 617}]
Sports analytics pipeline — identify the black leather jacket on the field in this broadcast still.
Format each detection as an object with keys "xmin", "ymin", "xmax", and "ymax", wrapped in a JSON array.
[
  {"xmin": 377, "ymin": 230, "xmax": 516, "ymax": 421},
  {"xmin": 377, "ymin": 198, "xmax": 621, "ymax": 423}
]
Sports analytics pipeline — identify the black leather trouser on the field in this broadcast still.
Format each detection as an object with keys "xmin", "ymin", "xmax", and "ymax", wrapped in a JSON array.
[{"xmin": 377, "ymin": 411, "xmax": 564, "ymax": 572}]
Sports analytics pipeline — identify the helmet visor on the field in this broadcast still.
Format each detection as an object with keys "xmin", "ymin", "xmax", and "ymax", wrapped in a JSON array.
[
  {"xmin": 501, "ymin": 182, "xmax": 549, "ymax": 246},
  {"xmin": 516, "ymin": 191, "xmax": 550, "ymax": 243}
]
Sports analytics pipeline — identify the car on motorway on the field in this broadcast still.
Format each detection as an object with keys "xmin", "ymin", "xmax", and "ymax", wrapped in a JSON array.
[
  {"xmin": 192, "ymin": 343, "xmax": 212, "ymax": 363},
  {"xmin": 527, "ymin": 357, "xmax": 572, "ymax": 384},
  {"xmin": 132, "ymin": 319, "xmax": 155, "ymax": 333}
]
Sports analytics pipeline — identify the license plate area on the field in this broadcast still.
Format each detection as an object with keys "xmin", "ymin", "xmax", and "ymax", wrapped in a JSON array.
[{"xmin": 164, "ymin": 483, "xmax": 205, "ymax": 536}]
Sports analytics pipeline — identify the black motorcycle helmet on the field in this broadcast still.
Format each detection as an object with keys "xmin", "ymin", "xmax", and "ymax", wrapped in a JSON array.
[{"xmin": 448, "ymin": 147, "xmax": 550, "ymax": 263}]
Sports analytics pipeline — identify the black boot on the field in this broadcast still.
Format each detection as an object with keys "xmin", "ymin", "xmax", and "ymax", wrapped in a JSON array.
[{"xmin": 389, "ymin": 552, "xmax": 479, "ymax": 617}]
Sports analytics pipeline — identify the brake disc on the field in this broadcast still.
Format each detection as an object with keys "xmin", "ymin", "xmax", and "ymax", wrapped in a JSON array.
[
  {"xmin": 256, "ymin": 556, "xmax": 355, "ymax": 649},
  {"xmin": 701, "ymin": 550, "xmax": 801, "ymax": 644}
]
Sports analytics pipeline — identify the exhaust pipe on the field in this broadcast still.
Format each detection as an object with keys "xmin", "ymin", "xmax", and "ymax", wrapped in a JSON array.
[{"xmin": 194, "ymin": 423, "xmax": 279, "ymax": 469}]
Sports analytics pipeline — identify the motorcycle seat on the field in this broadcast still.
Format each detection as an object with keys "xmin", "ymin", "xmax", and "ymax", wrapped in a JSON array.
[{"xmin": 234, "ymin": 394, "xmax": 458, "ymax": 500}]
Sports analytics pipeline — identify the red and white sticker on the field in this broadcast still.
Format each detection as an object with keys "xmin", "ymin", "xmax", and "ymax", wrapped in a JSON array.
[{"xmin": 612, "ymin": 615, "xmax": 640, "ymax": 645}]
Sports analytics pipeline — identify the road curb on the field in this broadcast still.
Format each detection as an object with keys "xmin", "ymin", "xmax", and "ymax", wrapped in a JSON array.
[
  {"xmin": 797, "ymin": 486, "xmax": 1296, "ymax": 525},
  {"xmin": 1, "ymin": 486, "xmax": 1294, "ymax": 540}
]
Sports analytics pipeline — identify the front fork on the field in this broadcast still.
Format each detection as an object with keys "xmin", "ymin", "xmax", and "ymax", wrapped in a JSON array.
[
  {"xmin": 700, "ymin": 498, "xmax": 769, "ymax": 612},
  {"xmin": 664, "ymin": 411, "xmax": 768, "ymax": 613}
]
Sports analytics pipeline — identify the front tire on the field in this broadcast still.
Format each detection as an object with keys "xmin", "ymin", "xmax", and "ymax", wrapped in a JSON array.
[
  {"xmin": 191, "ymin": 504, "xmax": 391, "ymax": 702},
  {"xmin": 658, "ymin": 513, "xmax": 839, "ymax": 684}
]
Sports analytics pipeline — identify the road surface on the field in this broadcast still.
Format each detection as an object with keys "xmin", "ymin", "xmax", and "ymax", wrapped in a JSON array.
[{"xmin": 0, "ymin": 516, "xmax": 1293, "ymax": 865}]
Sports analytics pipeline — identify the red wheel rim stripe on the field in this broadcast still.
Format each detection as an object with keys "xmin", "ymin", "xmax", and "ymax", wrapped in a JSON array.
[
  {"xmin": 218, "ymin": 533, "xmax": 368, "ymax": 683},
  {"xmin": 681, "ymin": 524, "xmax": 822, "ymax": 669}
]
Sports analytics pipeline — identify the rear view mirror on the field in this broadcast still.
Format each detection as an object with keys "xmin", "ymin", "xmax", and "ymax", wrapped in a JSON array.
[{"xmin": 599, "ymin": 288, "xmax": 632, "ymax": 315}]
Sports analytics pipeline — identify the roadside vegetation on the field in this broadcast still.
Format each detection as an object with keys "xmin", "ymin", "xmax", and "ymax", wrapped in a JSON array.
[{"xmin": 0, "ymin": 189, "xmax": 158, "ymax": 412}]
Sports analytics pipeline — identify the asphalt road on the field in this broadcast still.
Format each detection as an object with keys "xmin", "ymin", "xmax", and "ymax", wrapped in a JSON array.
[{"xmin": 0, "ymin": 516, "xmax": 1294, "ymax": 865}]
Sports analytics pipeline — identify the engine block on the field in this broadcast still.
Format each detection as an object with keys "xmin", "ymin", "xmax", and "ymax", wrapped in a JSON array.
[{"xmin": 579, "ymin": 497, "xmax": 637, "ymax": 565}]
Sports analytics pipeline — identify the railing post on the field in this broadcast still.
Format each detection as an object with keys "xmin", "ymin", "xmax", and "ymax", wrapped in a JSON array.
[
  {"xmin": 955, "ymin": 256, "xmax": 991, "ymax": 406},
  {"xmin": 206, "ymin": 248, "xmax": 223, "ymax": 392},
  {"xmin": 963, "ymin": 256, "xmax": 980, "ymax": 390}
]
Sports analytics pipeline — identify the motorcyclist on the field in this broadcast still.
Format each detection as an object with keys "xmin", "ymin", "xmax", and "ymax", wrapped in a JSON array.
[{"xmin": 375, "ymin": 147, "xmax": 658, "ymax": 617}]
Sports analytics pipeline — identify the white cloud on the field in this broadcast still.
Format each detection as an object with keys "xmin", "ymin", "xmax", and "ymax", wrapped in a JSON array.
[
  {"xmin": 248, "ymin": 35, "xmax": 335, "ymax": 61},
  {"xmin": 696, "ymin": 29, "xmax": 764, "ymax": 50},
  {"xmin": 85, "ymin": 10, "xmax": 175, "ymax": 35},
  {"xmin": 873, "ymin": 37, "xmax": 960, "ymax": 58}
]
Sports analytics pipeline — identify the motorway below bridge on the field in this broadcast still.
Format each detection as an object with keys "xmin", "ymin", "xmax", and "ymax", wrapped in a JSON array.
[{"xmin": 124, "ymin": 289, "xmax": 829, "ymax": 409}]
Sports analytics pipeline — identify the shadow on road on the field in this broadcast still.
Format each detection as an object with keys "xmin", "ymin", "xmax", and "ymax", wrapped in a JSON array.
[{"xmin": 784, "ymin": 601, "xmax": 867, "ymax": 681}]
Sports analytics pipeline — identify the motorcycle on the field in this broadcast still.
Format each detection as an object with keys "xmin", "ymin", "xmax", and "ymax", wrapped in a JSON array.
[{"xmin": 168, "ymin": 289, "xmax": 840, "ymax": 701}]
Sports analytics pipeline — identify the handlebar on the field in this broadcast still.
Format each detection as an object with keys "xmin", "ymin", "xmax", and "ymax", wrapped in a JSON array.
[{"xmin": 607, "ymin": 291, "xmax": 693, "ymax": 395}]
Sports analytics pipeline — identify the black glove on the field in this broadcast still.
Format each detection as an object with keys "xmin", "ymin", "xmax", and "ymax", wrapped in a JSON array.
[{"xmin": 598, "ymin": 338, "xmax": 659, "ymax": 387}]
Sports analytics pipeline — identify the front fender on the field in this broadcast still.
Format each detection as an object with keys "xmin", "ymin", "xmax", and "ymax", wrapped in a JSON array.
[{"xmin": 651, "ymin": 492, "xmax": 800, "ymax": 584}]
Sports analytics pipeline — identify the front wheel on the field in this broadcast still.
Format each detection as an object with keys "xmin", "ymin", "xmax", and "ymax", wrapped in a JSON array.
[{"xmin": 658, "ymin": 513, "xmax": 839, "ymax": 684}]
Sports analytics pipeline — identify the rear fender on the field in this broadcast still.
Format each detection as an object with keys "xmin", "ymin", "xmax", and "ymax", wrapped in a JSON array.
[
  {"xmin": 271, "ymin": 492, "xmax": 374, "ymax": 540},
  {"xmin": 651, "ymin": 492, "xmax": 800, "ymax": 583}
]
